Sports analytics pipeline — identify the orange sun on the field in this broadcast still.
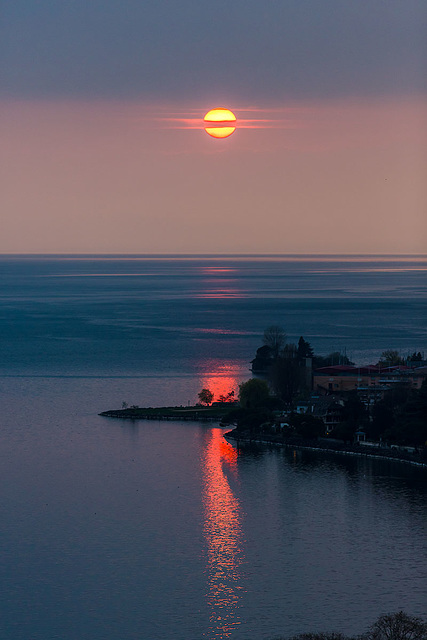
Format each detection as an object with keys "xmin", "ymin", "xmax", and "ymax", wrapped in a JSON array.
[{"xmin": 204, "ymin": 108, "xmax": 236, "ymax": 139}]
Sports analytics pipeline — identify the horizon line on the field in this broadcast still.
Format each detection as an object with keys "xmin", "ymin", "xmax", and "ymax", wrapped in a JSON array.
[{"xmin": 1, "ymin": 252, "xmax": 426, "ymax": 258}]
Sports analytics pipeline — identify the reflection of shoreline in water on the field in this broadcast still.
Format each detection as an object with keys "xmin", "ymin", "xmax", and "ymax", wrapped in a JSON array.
[
  {"xmin": 202, "ymin": 429, "xmax": 244, "ymax": 638},
  {"xmin": 226, "ymin": 434, "xmax": 427, "ymax": 469}
]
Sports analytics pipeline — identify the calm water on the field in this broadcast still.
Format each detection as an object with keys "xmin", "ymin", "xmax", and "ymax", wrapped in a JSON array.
[{"xmin": 0, "ymin": 255, "xmax": 426, "ymax": 639}]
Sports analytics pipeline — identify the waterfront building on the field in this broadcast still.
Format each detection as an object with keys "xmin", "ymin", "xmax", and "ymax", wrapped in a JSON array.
[{"xmin": 313, "ymin": 365, "xmax": 426, "ymax": 393}]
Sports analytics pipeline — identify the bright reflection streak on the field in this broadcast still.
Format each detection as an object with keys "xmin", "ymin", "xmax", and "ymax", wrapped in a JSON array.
[
  {"xmin": 198, "ymin": 265, "xmax": 245, "ymax": 299},
  {"xmin": 200, "ymin": 267, "xmax": 236, "ymax": 274},
  {"xmin": 197, "ymin": 289, "xmax": 246, "ymax": 299},
  {"xmin": 202, "ymin": 429, "xmax": 244, "ymax": 638}
]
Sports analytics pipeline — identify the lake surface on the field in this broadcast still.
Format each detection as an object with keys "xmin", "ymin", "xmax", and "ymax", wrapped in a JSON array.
[{"xmin": 0, "ymin": 255, "xmax": 426, "ymax": 639}]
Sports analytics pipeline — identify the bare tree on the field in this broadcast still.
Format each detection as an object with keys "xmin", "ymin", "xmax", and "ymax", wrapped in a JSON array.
[
  {"xmin": 366, "ymin": 611, "xmax": 427, "ymax": 640},
  {"xmin": 282, "ymin": 342, "xmax": 298, "ymax": 359},
  {"xmin": 377, "ymin": 350, "xmax": 405, "ymax": 366},
  {"xmin": 272, "ymin": 612, "xmax": 426, "ymax": 640},
  {"xmin": 263, "ymin": 325, "xmax": 286, "ymax": 359}
]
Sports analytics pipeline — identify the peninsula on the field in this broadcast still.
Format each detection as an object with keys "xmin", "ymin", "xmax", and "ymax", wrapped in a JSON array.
[
  {"xmin": 100, "ymin": 328, "xmax": 427, "ymax": 466},
  {"xmin": 99, "ymin": 404, "xmax": 235, "ymax": 422}
]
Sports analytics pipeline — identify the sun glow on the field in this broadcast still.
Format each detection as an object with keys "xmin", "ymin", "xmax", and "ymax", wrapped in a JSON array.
[
  {"xmin": 204, "ymin": 107, "xmax": 236, "ymax": 139},
  {"xmin": 204, "ymin": 126, "xmax": 236, "ymax": 139},
  {"xmin": 204, "ymin": 108, "xmax": 236, "ymax": 122}
]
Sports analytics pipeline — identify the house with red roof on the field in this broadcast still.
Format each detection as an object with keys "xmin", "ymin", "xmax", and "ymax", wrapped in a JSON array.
[{"xmin": 313, "ymin": 364, "xmax": 426, "ymax": 394}]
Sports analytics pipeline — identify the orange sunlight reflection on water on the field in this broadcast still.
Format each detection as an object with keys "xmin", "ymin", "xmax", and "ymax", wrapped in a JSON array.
[
  {"xmin": 198, "ymin": 265, "xmax": 246, "ymax": 299},
  {"xmin": 200, "ymin": 372, "xmax": 238, "ymax": 404},
  {"xmin": 202, "ymin": 429, "xmax": 244, "ymax": 638}
]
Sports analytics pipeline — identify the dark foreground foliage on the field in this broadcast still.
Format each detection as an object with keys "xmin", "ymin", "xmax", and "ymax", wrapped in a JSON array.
[
  {"xmin": 366, "ymin": 611, "xmax": 427, "ymax": 640},
  {"xmin": 370, "ymin": 381, "xmax": 427, "ymax": 447},
  {"xmin": 286, "ymin": 634, "xmax": 348, "ymax": 640},
  {"xmin": 273, "ymin": 612, "xmax": 427, "ymax": 640}
]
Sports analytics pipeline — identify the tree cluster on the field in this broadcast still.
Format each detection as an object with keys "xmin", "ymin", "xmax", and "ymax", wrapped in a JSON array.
[
  {"xmin": 376, "ymin": 350, "xmax": 405, "ymax": 367},
  {"xmin": 254, "ymin": 327, "xmax": 424, "ymax": 374},
  {"xmin": 231, "ymin": 327, "xmax": 427, "ymax": 445},
  {"xmin": 277, "ymin": 611, "xmax": 427, "ymax": 640},
  {"xmin": 252, "ymin": 328, "xmax": 316, "ymax": 371},
  {"xmin": 408, "ymin": 351, "xmax": 424, "ymax": 362},
  {"xmin": 220, "ymin": 379, "xmax": 279, "ymax": 433},
  {"xmin": 329, "ymin": 391, "xmax": 368, "ymax": 443},
  {"xmin": 250, "ymin": 327, "xmax": 316, "ymax": 404},
  {"xmin": 369, "ymin": 380, "xmax": 427, "ymax": 447},
  {"xmin": 312, "ymin": 351, "xmax": 354, "ymax": 368},
  {"xmin": 197, "ymin": 388, "xmax": 236, "ymax": 406},
  {"xmin": 251, "ymin": 326, "xmax": 353, "ymax": 405},
  {"xmin": 228, "ymin": 380, "xmax": 325, "ymax": 438},
  {"xmin": 286, "ymin": 413, "xmax": 325, "ymax": 439}
]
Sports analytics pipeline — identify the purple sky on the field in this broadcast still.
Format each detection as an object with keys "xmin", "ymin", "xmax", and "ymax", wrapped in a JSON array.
[{"xmin": 1, "ymin": 1, "xmax": 426, "ymax": 253}]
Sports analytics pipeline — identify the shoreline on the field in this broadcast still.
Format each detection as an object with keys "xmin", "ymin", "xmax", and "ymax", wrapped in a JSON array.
[
  {"xmin": 99, "ymin": 407, "xmax": 427, "ymax": 468},
  {"xmin": 224, "ymin": 432, "xmax": 427, "ymax": 468},
  {"xmin": 99, "ymin": 405, "xmax": 232, "ymax": 422}
]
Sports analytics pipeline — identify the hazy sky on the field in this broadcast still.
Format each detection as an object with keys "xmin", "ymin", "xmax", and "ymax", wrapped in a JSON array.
[{"xmin": 1, "ymin": 1, "xmax": 426, "ymax": 253}]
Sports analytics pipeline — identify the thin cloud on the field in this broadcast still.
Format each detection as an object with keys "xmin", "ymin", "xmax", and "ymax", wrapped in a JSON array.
[{"xmin": 153, "ymin": 108, "xmax": 306, "ymax": 131}]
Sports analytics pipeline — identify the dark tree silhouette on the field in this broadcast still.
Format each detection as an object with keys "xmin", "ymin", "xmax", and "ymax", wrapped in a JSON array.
[
  {"xmin": 377, "ymin": 350, "xmax": 405, "ymax": 366},
  {"xmin": 198, "ymin": 388, "xmax": 214, "ymax": 405},
  {"xmin": 366, "ymin": 611, "xmax": 427, "ymax": 640},
  {"xmin": 263, "ymin": 325, "xmax": 286, "ymax": 359},
  {"xmin": 273, "ymin": 611, "xmax": 426, "ymax": 640},
  {"xmin": 297, "ymin": 336, "xmax": 314, "ymax": 359},
  {"xmin": 270, "ymin": 356, "xmax": 302, "ymax": 405},
  {"xmin": 238, "ymin": 378, "xmax": 270, "ymax": 409}
]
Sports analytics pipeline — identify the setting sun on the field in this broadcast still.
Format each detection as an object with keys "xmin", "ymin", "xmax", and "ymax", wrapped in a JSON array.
[{"xmin": 204, "ymin": 107, "xmax": 236, "ymax": 139}]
